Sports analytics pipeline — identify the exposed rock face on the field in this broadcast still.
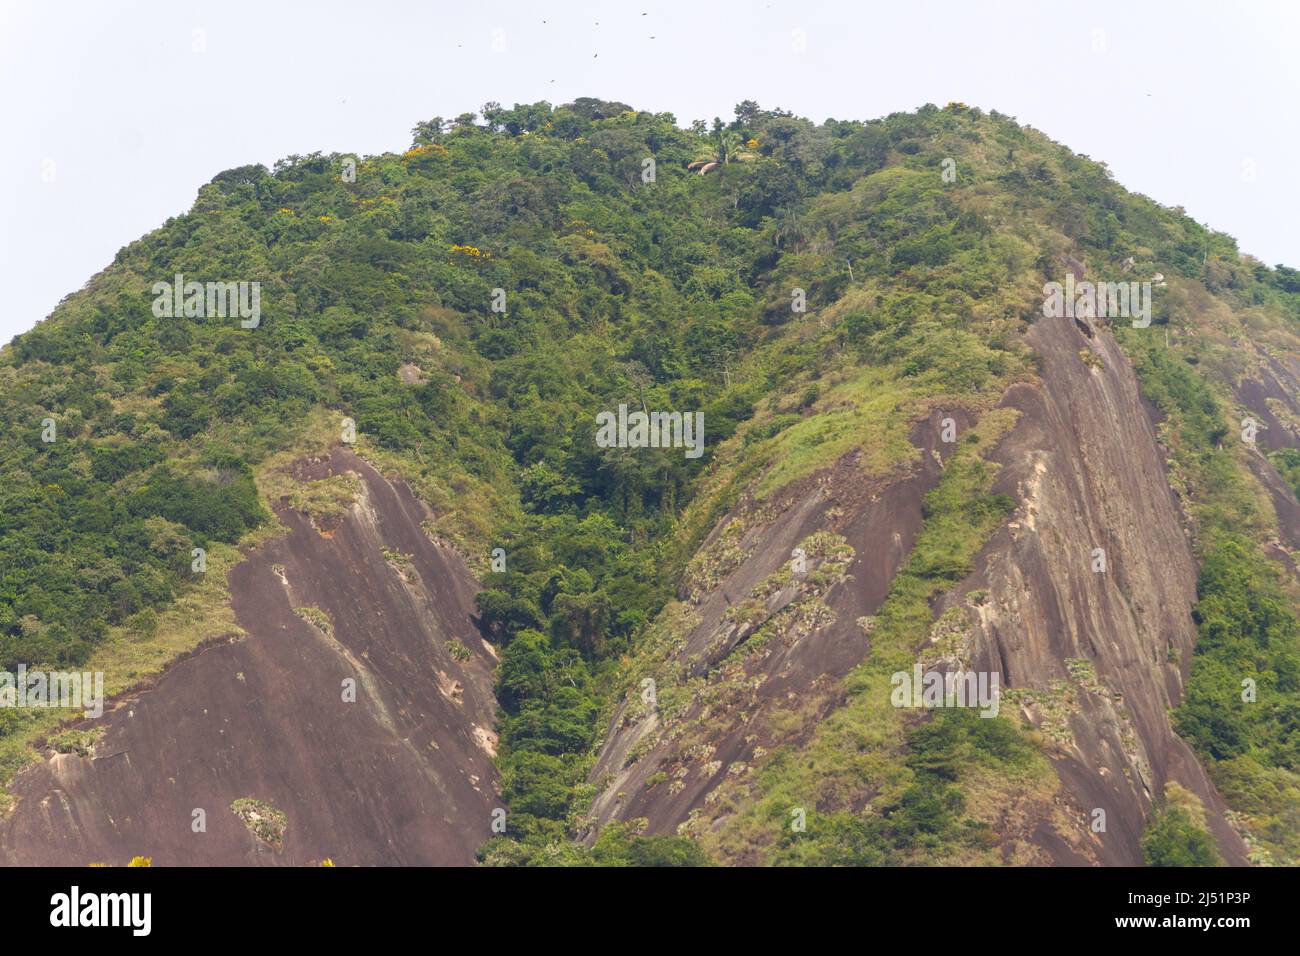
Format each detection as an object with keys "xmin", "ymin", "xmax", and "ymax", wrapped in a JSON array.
[
  {"xmin": 962, "ymin": 308, "xmax": 1249, "ymax": 865},
  {"xmin": 0, "ymin": 448, "xmax": 498, "ymax": 866},
  {"xmin": 587, "ymin": 305, "xmax": 1256, "ymax": 866},
  {"xmin": 1234, "ymin": 351, "xmax": 1300, "ymax": 453},
  {"xmin": 0, "ymin": 325, "xmax": 1275, "ymax": 868},
  {"xmin": 1230, "ymin": 350, "xmax": 1300, "ymax": 554},
  {"xmin": 585, "ymin": 412, "xmax": 967, "ymax": 839}
]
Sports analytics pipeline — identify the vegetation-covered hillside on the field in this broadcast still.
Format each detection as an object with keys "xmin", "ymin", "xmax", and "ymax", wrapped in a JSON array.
[{"xmin": 2, "ymin": 98, "xmax": 1297, "ymax": 865}]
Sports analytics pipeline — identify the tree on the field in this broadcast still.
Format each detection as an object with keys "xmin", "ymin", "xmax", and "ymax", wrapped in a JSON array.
[
  {"xmin": 774, "ymin": 204, "xmax": 807, "ymax": 250},
  {"xmin": 1142, "ymin": 806, "xmax": 1221, "ymax": 867},
  {"xmin": 688, "ymin": 120, "xmax": 756, "ymax": 174},
  {"xmin": 410, "ymin": 117, "xmax": 446, "ymax": 146},
  {"xmin": 734, "ymin": 100, "xmax": 762, "ymax": 126}
]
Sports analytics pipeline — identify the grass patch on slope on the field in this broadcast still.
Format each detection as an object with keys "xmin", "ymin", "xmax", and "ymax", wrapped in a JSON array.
[
  {"xmin": 0, "ymin": 413, "xmax": 344, "ymax": 805},
  {"xmin": 0, "ymin": 534, "xmax": 251, "ymax": 803},
  {"xmin": 754, "ymin": 369, "xmax": 925, "ymax": 498}
]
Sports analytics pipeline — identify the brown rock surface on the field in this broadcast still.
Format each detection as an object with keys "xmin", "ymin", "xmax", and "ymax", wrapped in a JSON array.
[
  {"xmin": 585, "ymin": 411, "xmax": 967, "ymax": 838},
  {"xmin": 0, "ymin": 448, "xmax": 498, "ymax": 866},
  {"xmin": 963, "ymin": 308, "xmax": 1249, "ymax": 864}
]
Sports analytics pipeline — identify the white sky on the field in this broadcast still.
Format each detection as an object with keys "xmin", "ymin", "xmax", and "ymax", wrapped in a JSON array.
[{"xmin": 2, "ymin": 0, "xmax": 1298, "ymax": 346}]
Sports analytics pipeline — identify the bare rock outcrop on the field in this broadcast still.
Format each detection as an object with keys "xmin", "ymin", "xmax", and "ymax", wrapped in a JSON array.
[
  {"xmin": 585, "ymin": 412, "xmax": 967, "ymax": 839},
  {"xmin": 962, "ymin": 307, "xmax": 1249, "ymax": 864},
  {"xmin": 0, "ymin": 447, "xmax": 498, "ymax": 866}
]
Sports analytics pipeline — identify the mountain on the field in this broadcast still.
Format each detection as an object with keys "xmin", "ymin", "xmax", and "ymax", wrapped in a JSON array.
[{"xmin": 1, "ymin": 99, "xmax": 1296, "ymax": 866}]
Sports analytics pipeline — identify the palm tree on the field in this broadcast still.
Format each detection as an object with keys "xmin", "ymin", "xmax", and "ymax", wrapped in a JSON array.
[
  {"xmin": 774, "ymin": 205, "xmax": 806, "ymax": 250},
  {"xmin": 688, "ymin": 122, "xmax": 756, "ymax": 175}
]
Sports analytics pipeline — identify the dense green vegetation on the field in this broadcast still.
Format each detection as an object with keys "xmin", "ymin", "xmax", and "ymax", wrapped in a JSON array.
[
  {"xmin": 3, "ymin": 96, "xmax": 1298, "ymax": 865},
  {"xmin": 481, "ymin": 818, "xmax": 710, "ymax": 867},
  {"xmin": 1143, "ymin": 804, "xmax": 1222, "ymax": 867},
  {"xmin": 774, "ymin": 710, "xmax": 1039, "ymax": 865},
  {"xmin": 1270, "ymin": 447, "xmax": 1300, "ymax": 501},
  {"xmin": 1144, "ymin": 785, "xmax": 1222, "ymax": 868},
  {"xmin": 1123, "ymin": 337, "xmax": 1300, "ymax": 863}
]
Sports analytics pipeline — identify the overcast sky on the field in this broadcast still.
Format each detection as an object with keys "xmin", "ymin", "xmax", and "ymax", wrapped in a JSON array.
[{"xmin": 2, "ymin": 0, "xmax": 1298, "ymax": 346}]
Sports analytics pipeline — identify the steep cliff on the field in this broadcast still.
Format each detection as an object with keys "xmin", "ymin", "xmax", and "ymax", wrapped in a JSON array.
[
  {"xmin": 0, "ymin": 448, "xmax": 499, "ymax": 865},
  {"xmin": 963, "ymin": 301, "xmax": 1249, "ymax": 864},
  {"xmin": 2, "ymin": 100, "xmax": 1297, "ymax": 867},
  {"xmin": 585, "ymin": 293, "xmax": 1273, "ymax": 864}
]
